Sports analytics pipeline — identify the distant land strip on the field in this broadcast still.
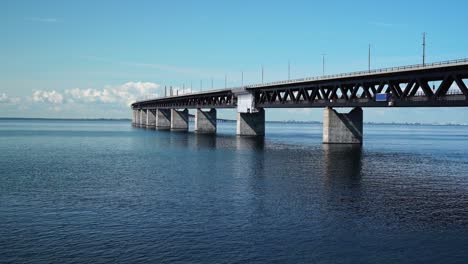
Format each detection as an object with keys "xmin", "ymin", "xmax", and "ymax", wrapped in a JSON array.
[{"xmin": 0, "ymin": 117, "xmax": 467, "ymax": 126}]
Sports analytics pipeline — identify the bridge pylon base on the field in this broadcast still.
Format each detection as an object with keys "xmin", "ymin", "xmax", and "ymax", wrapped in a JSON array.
[
  {"xmin": 323, "ymin": 107, "xmax": 363, "ymax": 144},
  {"xmin": 236, "ymin": 108, "xmax": 265, "ymax": 136},
  {"xmin": 155, "ymin": 109, "xmax": 171, "ymax": 130},
  {"xmin": 195, "ymin": 109, "xmax": 217, "ymax": 134},
  {"xmin": 146, "ymin": 109, "xmax": 156, "ymax": 129},
  {"xmin": 139, "ymin": 109, "xmax": 147, "ymax": 128},
  {"xmin": 170, "ymin": 109, "xmax": 189, "ymax": 132},
  {"xmin": 132, "ymin": 110, "xmax": 138, "ymax": 126}
]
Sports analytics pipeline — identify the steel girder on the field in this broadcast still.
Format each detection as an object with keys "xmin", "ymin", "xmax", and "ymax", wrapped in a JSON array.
[
  {"xmin": 250, "ymin": 65, "xmax": 468, "ymax": 108},
  {"xmin": 132, "ymin": 90, "xmax": 235, "ymax": 109},
  {"xmin": 131, "ymin": 63, "xmax": 468, "ymax": 110}
]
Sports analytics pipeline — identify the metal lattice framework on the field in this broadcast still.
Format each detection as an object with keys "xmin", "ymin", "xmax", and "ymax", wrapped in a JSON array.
[
  {"xmin": 132, "ymin": 61, "xmax": 468, "ymax": 110},
  {"xmin": 132, "ymin": 90, "xmax": 235, "ymax": 109},
  {"xmin": 250, "ymin": 64, "xmax": 468, "ymax": 108}
]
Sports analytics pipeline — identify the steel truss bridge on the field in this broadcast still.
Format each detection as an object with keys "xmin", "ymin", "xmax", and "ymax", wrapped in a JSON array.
[{"xmin": 131, "ymin": 59, "xmax": 468, "ymax": 110}]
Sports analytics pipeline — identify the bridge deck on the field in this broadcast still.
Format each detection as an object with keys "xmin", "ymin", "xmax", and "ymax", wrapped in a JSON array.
[{"xmin": 132, "ymin": 59, "xmax": 468, "ymax": 109}]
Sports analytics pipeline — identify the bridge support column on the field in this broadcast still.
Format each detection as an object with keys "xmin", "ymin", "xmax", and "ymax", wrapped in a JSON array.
[
  {"xmin": 323, "ymin": 107, "xmax": 363, "ymax": 144},
  {"xmin": 132, "ymin": 110, "xmax": 137, "ymax": 126},
  {"xmin": 156, "ymin": 109, "xmax": 171, "ymax": 130},
  {"xmin": 170, "ymin": 109, "xmax": 189, "ymax": 131},
  {"xmin": 146, "ymin": 109, "xmax": 156, "ymax": 129},
  {"xmin": 236, "ymin": 108, "xmax": 265, "ymax": 136},
  {"xmin": 195, "ymin": 108, "xmax": 216, "ymax": 134},
  {"xmin": 139, "ymin": 109, "xmax": 147, "ymax": 128},
  {"xmin": 135, "ymin": 110, "xmax": 139, "ymax": 126}
]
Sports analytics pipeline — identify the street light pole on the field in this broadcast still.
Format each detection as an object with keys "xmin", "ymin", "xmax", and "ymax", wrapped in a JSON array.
[
  {"xmin": 422, "ymin": 32, "xmax": 426, "ymax": 66},
  {"xmin": 321, "ymin": 54, "xmax": 326, "ymax": 76},
  {"xmin": 368, "ymin": 44, "xmax": 371, "ymax": 73}
]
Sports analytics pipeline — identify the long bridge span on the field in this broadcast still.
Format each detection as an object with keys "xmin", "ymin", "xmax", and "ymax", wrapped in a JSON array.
[{"xmin": 131, "ymin": 59, "xmax": 468, "ymax": 144}]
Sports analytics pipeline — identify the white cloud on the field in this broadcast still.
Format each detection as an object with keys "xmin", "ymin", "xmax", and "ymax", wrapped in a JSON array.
[
  {"xmin": 65, "ymin": 81, "xmax": 160, "ymax": 106},
  {"xmin": 24, "ymin": 82, "xmax": 160, "ymax": 110},
  {"xmin": 0, "ymin": 93, "xmax": 20, "ymax": 104},
  {"xmin": 32, "ymin": 90, "xmax": 64, "ymax": 104}
]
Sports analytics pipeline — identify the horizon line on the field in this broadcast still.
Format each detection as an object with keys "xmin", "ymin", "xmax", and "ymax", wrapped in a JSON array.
[{"xmin": 0, "ymin": 117, "xmax": 466, "ymax": 126}]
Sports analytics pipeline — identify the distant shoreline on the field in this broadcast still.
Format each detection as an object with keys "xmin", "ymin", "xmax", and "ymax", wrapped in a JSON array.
[{"xmin": 0, "ymin": 117, "xmax": 466, "ymax": 126}]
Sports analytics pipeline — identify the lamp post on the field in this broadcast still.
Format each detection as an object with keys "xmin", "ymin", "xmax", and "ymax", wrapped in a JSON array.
[
  {"xmin": 262, "ymin": 65, "xmax": 264, "ymax": 84},
  {"xmin": 321, "ymin": 54, "xmax": 326, "ymax": 76},
  {"xmin": 368, "ymin": 44, "xmax": 371, "ymax": 73},
  {"xmin": 422, "ymin": 32, "xmax": 426, "ymax": 66}
]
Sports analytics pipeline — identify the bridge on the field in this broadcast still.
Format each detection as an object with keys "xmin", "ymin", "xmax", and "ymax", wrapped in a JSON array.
[{"xmin": 131, "ymin": 58, "xmax": 468, "ymax": 144}]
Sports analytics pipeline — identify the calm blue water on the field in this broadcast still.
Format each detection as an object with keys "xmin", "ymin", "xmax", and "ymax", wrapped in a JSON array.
[{"xmin": 1, "ymin": 119, "xmax": 467, "ymax": 263}]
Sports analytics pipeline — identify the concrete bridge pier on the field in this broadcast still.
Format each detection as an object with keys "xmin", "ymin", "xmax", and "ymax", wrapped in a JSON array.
[
  {"xmin": 146, "ymin": 109, "xmax": 156, "ymax": 129},
  {"xmin": 132, "ymin": 110, "xmax": 138, "ymax": 126},
  {"xmin": 170, "ymin": 109, "xmax": 189, "ymax": 131},
  {"xmin": 156, "ymin": 109, "xmax": 171, "ymax": 130},
  {"xmin": 139, "ymin": 109, "xmax": 147, "ymax": 128},
  {"xmin": 195, "ymin": 108, "xmax": 217, "ymax": 134},
  {"xmin": 236, "ymin": 108, "xmax": 265, "ymax": 136},
  {"xmin": 323, "ymin": 107, "xmax": 363, "ymax": 144},
  {"xmin": 133, "ymin": 110, "xmax": 139, "ymax": 126}
]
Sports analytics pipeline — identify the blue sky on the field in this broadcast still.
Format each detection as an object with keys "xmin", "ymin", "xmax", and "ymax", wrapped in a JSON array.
[{"xmin": 1, "ymin": 0, "xmax": 468, "ymax": 123}]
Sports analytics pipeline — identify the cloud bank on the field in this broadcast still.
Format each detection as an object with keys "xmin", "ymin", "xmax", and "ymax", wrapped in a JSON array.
[
  {"xmin": 0, "ymin": 82, "xmax": 162, "ymax": 117},
  {"xmin": 0, "ymin": 93, "xmax": 20, "ymax": 104},
  {"xmin": 32, "ymin": 90, "xmax": 64, "ymax": 104},
  {"xmin": 28, "ymin": 82, "xmax": 160, "ymax": 107}
]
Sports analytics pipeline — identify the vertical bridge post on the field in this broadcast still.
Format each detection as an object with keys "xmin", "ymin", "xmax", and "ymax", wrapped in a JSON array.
[
  {"xmin": 170, "ymin": 109, "xmax": 189, "ymax": 131},
  {"xmin": 323, "ymin": 107, "xmax": 363, "ymax": 144},
  {"xmin": 195, "ymin": 108, "xmax": 217, "ymax": 134}
]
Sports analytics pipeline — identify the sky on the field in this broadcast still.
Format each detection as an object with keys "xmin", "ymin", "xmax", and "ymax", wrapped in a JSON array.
[{"xmin": 1, "ymin": 0, "xmax": 468, "ymax": 123}]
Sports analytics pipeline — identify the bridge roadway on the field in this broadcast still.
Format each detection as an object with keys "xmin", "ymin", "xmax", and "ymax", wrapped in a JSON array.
[{"xmin": 131, "ymin": 59, "xmax": 468, "ymax": 144}]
